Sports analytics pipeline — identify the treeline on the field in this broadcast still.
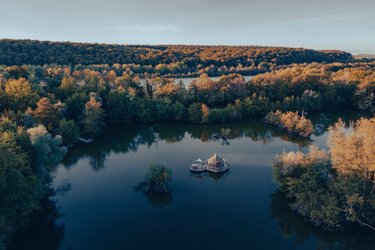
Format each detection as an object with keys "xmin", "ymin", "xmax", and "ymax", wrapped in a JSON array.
[
  {"xmin": 0, "ymin": 62, "xmax": 374, "ymax": 137},
  {"xmin": 0, "ymin": 61, "xmax": 373, "ymax": 172},
  {"xmin": 0, "ymin": 39, "xmax": 353, "ymax": 76}
]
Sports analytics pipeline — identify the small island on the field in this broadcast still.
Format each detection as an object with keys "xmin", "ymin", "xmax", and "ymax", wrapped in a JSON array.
[
  {"xmin": 190, "ymin": 153, "xmax": 229, "ymax": 173},
  {"xmin": 264, "ymin": 110, "xmax": 314, "ymax": 138},
  {"xmin": 135, "ymin": 163, "xmax": 172, "ymax": 194}
]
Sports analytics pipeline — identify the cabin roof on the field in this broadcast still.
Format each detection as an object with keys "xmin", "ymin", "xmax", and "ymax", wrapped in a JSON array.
[{"xmin": 207, "ymin": 153, "xmax": 225, "ymax": 167}]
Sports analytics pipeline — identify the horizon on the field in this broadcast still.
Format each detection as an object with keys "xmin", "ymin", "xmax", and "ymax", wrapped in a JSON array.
[
  {"xmin": 1, "ymin": 0, "xmax": 374, "ymax": 54},
  {"xmin": 0, "ymin": 38, "xmax": 366, "ymax": 55}
]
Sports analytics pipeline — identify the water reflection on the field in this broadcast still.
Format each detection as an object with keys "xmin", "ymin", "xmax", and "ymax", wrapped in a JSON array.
[
  {"xmin": 309, "ymin": 111, "xmax": 370, "ymax": 136},
  {"xmin": 62, "ymin": 118, "xmax": 315, "ymax": 171},
  {"xmin": 190, "ymin": 171, "xmax": 230, "ymax": 181},
  {"xmin": 141, "ymin": 193, "xmax": 173, "ymax": 208},
  {"xmin": 64, "ymin": 111, "xmax": 360, "ymax": 172},
  {"xmin": 270, "ymin": 191, "xmax": 375, "ymax": 250}
]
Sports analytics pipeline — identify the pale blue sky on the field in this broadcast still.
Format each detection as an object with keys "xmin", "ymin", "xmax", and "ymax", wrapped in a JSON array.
[{"xmin": 1, "ymin": 0, "xmax": 374, "ymax": 54}]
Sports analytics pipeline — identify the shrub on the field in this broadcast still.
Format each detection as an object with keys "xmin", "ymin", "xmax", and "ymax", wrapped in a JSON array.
[{"xmin": 135, "ymin": 163, "xmax": 172, "ymax": 194}]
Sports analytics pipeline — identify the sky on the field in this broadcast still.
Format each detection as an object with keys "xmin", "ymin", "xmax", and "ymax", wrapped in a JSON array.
[{"xmin": 1, "ymin": 0, "xmax": 374, "ymax": 54}]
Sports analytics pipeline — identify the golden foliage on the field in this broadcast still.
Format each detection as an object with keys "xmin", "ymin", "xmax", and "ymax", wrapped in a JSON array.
[{"xmin": 328, "ymin": 117, "xmax": 375, "ymax": 182}]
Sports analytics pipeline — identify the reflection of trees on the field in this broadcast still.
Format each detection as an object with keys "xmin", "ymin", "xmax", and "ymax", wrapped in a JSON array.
[
  {"xmin": 189, "ymin": 172, "xmax": 206, "ymax": 179},
  {"xmin": 267, "ymin": 127, "xmax": 311, "ymax": 149},
  {"xmin": 8, "ymin": 196, "xmax": 64, "ymax": 250},
  {"xmin": 243, "ymin": 126, "xmax": 273, "ymax": 144},
  {"xmin": 309, "ymin": 111, "xmax": 370, "ymax": 136},
  {"xmin": 89, "ymin": 151, "xmax": 106, "ymax": 171},
  {"xmin": 187, "ymin": 120, "xmax": 312, "ymax": 148},
  {"xmin": 61, "ymin": 119, "xmax": 316, "ymax": 171},
  {"xmin": 155, "ymin": 124, "xmax": 186, "ymax": 143},
  {"xmin": 188, "ymin": 123, "xmax": 244, "ymax": 142},
  {"xmin": 270, "ymin": 191, "xmax": 375, "ymax": 250},
  {"xmin": 243, "ymin": 121, "xmax": 312, "ymax": 149},
  {"xmin": 190, "ymin": 171, "xmax": 229, "ymax": 181},
  {"xmin": 141, "ymin": 192, "xmax": 173, "ymax": 208},
  {"xmin": 61, "ymin": 125, "xmax": 156, "ymax": 170}
]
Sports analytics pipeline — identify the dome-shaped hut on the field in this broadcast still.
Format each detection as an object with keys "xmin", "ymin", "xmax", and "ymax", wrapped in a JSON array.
[{"xmin": 206, "ymin": 153, "xmax": 229, "ymax": 173}]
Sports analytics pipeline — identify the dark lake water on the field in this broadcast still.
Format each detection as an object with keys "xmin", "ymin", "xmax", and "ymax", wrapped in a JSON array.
[{"xmin": 9, "ymin": 113, "xmax": 375, "ymax": 250}]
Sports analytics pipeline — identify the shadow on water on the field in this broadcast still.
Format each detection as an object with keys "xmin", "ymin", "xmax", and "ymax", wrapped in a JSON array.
[
  {"xmin": 270, "ymin": 191, "xmax": 375, "ymax": 250},
  {"xmin": 7, "ymin": 196, "xmax": 65, "ymax": 250}
]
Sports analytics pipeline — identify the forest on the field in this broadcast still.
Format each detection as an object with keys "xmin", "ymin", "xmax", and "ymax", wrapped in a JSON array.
[
  {"xmin": 0, "ymin": 39, "xmax": 354, "ymax": 77},
  {"xmin": 0, "ymin": 40, "xmax": 374, "ymax": 248}
]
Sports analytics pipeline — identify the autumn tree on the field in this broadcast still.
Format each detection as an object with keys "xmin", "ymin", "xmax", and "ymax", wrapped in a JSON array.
[
  {"xmin": 328, "ymin": 117, "xmax": 375, "ymax": 184},
  {"xmin": 141, "ymin": 77, "xmax": 167, "ymax": 98},
  {"xmin": 83, "ymin": 96, "xmax": 106, "ymax": 137},
  {"xmin": 30, "ymin": 97, "xmax": 64, "ymax": 130},
  {"xmin": 264, "ymin": 110, "xmax": 314, "ymax": 137},
  {"xmin": 59, "ymin": 76, "xmax": 78, "ymax": 98},
  {"xmin": 5, "ymin": 78, "xmax": 38, "ymax": 111},
  {"xmin": 274, "ymin": 117, "xmax": 375, "ymax": 231},
  {"xmin": 154, "ymin": 79, "xmax": 186, "ymax": 102}
]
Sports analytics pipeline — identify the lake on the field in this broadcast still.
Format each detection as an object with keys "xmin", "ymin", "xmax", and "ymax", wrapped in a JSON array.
[
  {"xmin": 174, "ymin": 75, "xmax": 254, "ymax": 87},
  {"xmin": 9, "ymin": 113, "xmax": 375, "ymax": 250}
]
